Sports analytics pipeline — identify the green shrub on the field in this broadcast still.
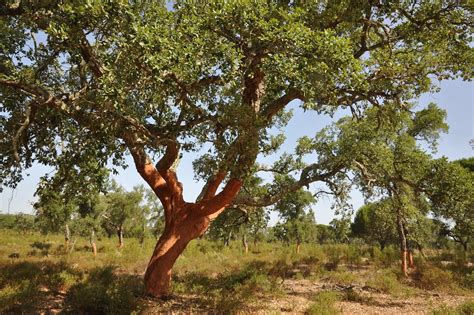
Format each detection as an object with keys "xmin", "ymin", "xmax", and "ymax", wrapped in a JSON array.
[
  {"xmin": 343, "ymin": 289, "xmax": 372, "ymax": 304},
  {"xmin": 65, "ymin": 267, "xmax": 142, "ymax": 315},
  {"xmin": 413, "ymin": 265, "xmax": 455, "ymax": 290},
  {"xmin": 325, "ymin": 245, "xmax": 347, "ymax": 270},
  {"xmin": 366, "ymin": 270, "xmax": 403, "ymax": 295},
  {"xmin": 327, "ymin": 271, "xmax": 357, "ymax": 285},
  {"xmin": 370, "ymin": 246, "xmax": 399, "ymax": 267},
  {"xmin": 0, "ymin": 280, "xmax": 38, "ymax": 313},
  {"xmin": 306, "ymin": 291, "xmax": 340, "ymax": 315}
]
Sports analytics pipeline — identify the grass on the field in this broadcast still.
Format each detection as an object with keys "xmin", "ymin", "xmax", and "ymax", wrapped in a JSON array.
[
  {"xmin": 0, "ymin": 229, "xmax": 472, "ymax": 313},
  {"xmin": 306, "ymin": 291, "xmax": 341, "ymax": 315},
  {"xmin": 432, "ymin": 300, "xmax": 474, "ymax": 315}
]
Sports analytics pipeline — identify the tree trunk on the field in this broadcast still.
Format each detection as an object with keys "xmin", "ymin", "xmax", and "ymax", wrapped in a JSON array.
[
  {"xmin": 144, "ymin": 208, "xmax": 211, "ymax": 298},
  {"xmin": 242, "ymin": 234, "xmax": 248, "ymax": 253},
  {"xmin": 65, "ymin": 223, "xmax": 70, "ymax": 252},
  {"xmin": 396, "ymin": 216, "xmax": 408, "ymax": 276},
  {"xmin": 127, "ymin": 146, "xmax": 243, "ymax": 299},
  {"xmin": 90, "ymin": 230, "xmax": 97, "ymax": 257},
  {"xmin": 296, "ymin": 240, "xmax": 301, "ymax": 254},
  {"xmin": 408, "ymin": 250, "xmax": 414, "ymax": 269},
  {"xmin": 117, "ymin": 226, "xmax": 124, "ymax": 249},
  {"xmin": 224, "ymin": 231, "xmax": 232, "ymax": 247}
]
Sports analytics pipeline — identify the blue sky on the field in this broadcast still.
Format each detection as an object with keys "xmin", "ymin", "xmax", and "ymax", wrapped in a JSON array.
[{"xmin": 1, "ymin": 79, "xmax": 473, "ymax": 224}]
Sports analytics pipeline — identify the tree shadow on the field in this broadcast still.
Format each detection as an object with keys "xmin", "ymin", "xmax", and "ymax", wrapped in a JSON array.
[
  {"xmin": 0, "ymin": 260, "xmax": 144, "ymax": 315},
  {"xmin": 161, "ymin": 260, "xmax": 283, "ymax": 313},
  {"xmin": 0, "ymin": 260, "xmax": 77, "ymax": 314}
]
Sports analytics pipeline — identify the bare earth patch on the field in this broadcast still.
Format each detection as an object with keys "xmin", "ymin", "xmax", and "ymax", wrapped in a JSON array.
[{"xmin": 261, "ymin": 278, "xmax": 473, "ymax": 314}]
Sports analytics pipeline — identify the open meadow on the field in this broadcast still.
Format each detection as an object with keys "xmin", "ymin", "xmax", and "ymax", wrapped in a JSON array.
[{"xmin": 0, "ymin": 230, "xmax": 472, "ymax": 314}]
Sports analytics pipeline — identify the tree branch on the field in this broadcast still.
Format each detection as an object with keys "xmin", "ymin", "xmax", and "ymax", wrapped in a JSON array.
[{"xmin": 261, "ymin": 88, "xmax": 305, "ymax": 119}]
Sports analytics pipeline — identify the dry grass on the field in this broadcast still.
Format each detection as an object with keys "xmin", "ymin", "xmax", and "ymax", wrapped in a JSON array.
[{"xmin": 0, "ymin": 230, "xmax": 472, "ymax": 314}]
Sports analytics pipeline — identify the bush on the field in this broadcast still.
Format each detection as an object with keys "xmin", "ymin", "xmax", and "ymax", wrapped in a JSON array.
[
  {"xmin": 366, "ymin": 270, "xmax": 404, "ymax": 295},
  {"xmin": 306, "ymin": 291, "xmax": 340, "ymax": 315},
  {"xmin": 65, "ymin": 266, "xmax": 142, "ymax": 315},
  {"xmin": 413, "ymin": 264, "xmax": 456, "ymax": 290},
  {"xmin": 370, "ymin": 246, "xmax": 399, "ymax": 267}
]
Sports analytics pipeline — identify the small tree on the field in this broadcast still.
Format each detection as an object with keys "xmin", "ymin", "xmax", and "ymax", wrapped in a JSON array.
[
  {"xmin": 101, "ymin": 183, "xmax": 146, "ymax": 249},
  {"xmin": 274, "ymin": 189, "xmax": 317, "ymax": 253},
  {"xmin": 13, "ymin": 213, "xmax": 35, "ymax": 234}
]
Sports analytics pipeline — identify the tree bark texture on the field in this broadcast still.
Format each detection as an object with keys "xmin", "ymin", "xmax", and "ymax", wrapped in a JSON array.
[{"xmin": 128, "ymin": 148, "xmax": 243, "ymax": 298}]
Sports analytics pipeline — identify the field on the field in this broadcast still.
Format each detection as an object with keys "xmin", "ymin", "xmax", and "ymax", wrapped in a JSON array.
[{"xmin": 0, "ymin": 230, "xmax": 472, "ymax": 314}]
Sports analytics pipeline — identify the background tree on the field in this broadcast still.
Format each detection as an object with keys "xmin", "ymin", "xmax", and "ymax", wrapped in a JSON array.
[
  {"xmin": 274, "ymin": 189, "xmax": 317, "ymax": 253},
  {"xmin": 315, "ymin": 104, "xmax": 450, "ymax": 275},
  {"xmin": 315, "ymin": 224, "xmax": 335, "ymax": 245},
  {"xmin": 426, "ymin": 158, "xmax": 474, "ymax": 251},
  {"xmin": 72, "ymin": 193, "xmax": 105, "ymax": 256},
  {"xmin": 351, "ymin": 201, "xmax": 398, "ymax": 250},
  {"xmin": 329, "ymin": 217, "xmax": 352, "ymax": 244},
  {"xmin": 101, "ymin": 183, "xmax": 146, "ymax": 249},
  {"xmin": 1, "ymin": 1, "xmax": 472, "ymax": 297},
  {"xmin": 34, "ymin": 190, "xmax": 76, "ymax": 250}
]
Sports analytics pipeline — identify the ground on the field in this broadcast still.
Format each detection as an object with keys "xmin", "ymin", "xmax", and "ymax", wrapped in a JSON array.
[{"xmin": 0, "ymin": 230, "xmax": 472, "ymax": 314}]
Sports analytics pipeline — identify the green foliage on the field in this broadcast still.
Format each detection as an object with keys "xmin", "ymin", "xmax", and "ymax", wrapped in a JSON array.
[
  {"xmin": 306, "ymin": 291, "xmax": 340, "ymax": 315},
  {"xmin": 0, "ymin": 213, "xmax": 36, "ymax": 232},
  {"xmin": 273, "ymin": 189, "xmax": 317, "ymax": 246},
  {"xmin": 65, "ymin": 266, "xmax": 142, "ymax": 315},
  {"xmin": 412, "ymin": 264, "xmax": 456, "ymax": 291},
  {"xmin": 351, "ymin": 201, "xmax": 398, "ymax": 249},
  {"xmin": 427, "ymin": 159, "xmax": 474, "ymax": 251}
]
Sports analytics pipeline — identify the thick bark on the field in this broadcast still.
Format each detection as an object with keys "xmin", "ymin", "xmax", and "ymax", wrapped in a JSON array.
[
  {"xmin": 127, "ymin": 139, "xmax": 243, "ymax": 298},
  {"xmin": 242, "ymin": 234, "xmax": 249, "ymax": 253},
  {"xmin": 401, "ymin": 250, "xmax": 408, "ymax": 275},
  {"xmin": 117, "ymin": 226, "xmax": 124, "ymax": 249},
  {"xmin": 144, "ymin": 206, "xmax": 211, "ymax": 298}
]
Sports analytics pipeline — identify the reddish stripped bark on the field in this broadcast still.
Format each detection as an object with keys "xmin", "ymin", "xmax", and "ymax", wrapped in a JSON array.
[{"xmin": 128, "ymin": 145, "xmax": 242, "ymax": 297}]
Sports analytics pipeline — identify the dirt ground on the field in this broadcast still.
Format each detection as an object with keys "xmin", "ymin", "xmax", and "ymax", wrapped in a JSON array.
[{"xmin": 142, "ymin": 277, "xmax": 473, "ymax": 314}]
